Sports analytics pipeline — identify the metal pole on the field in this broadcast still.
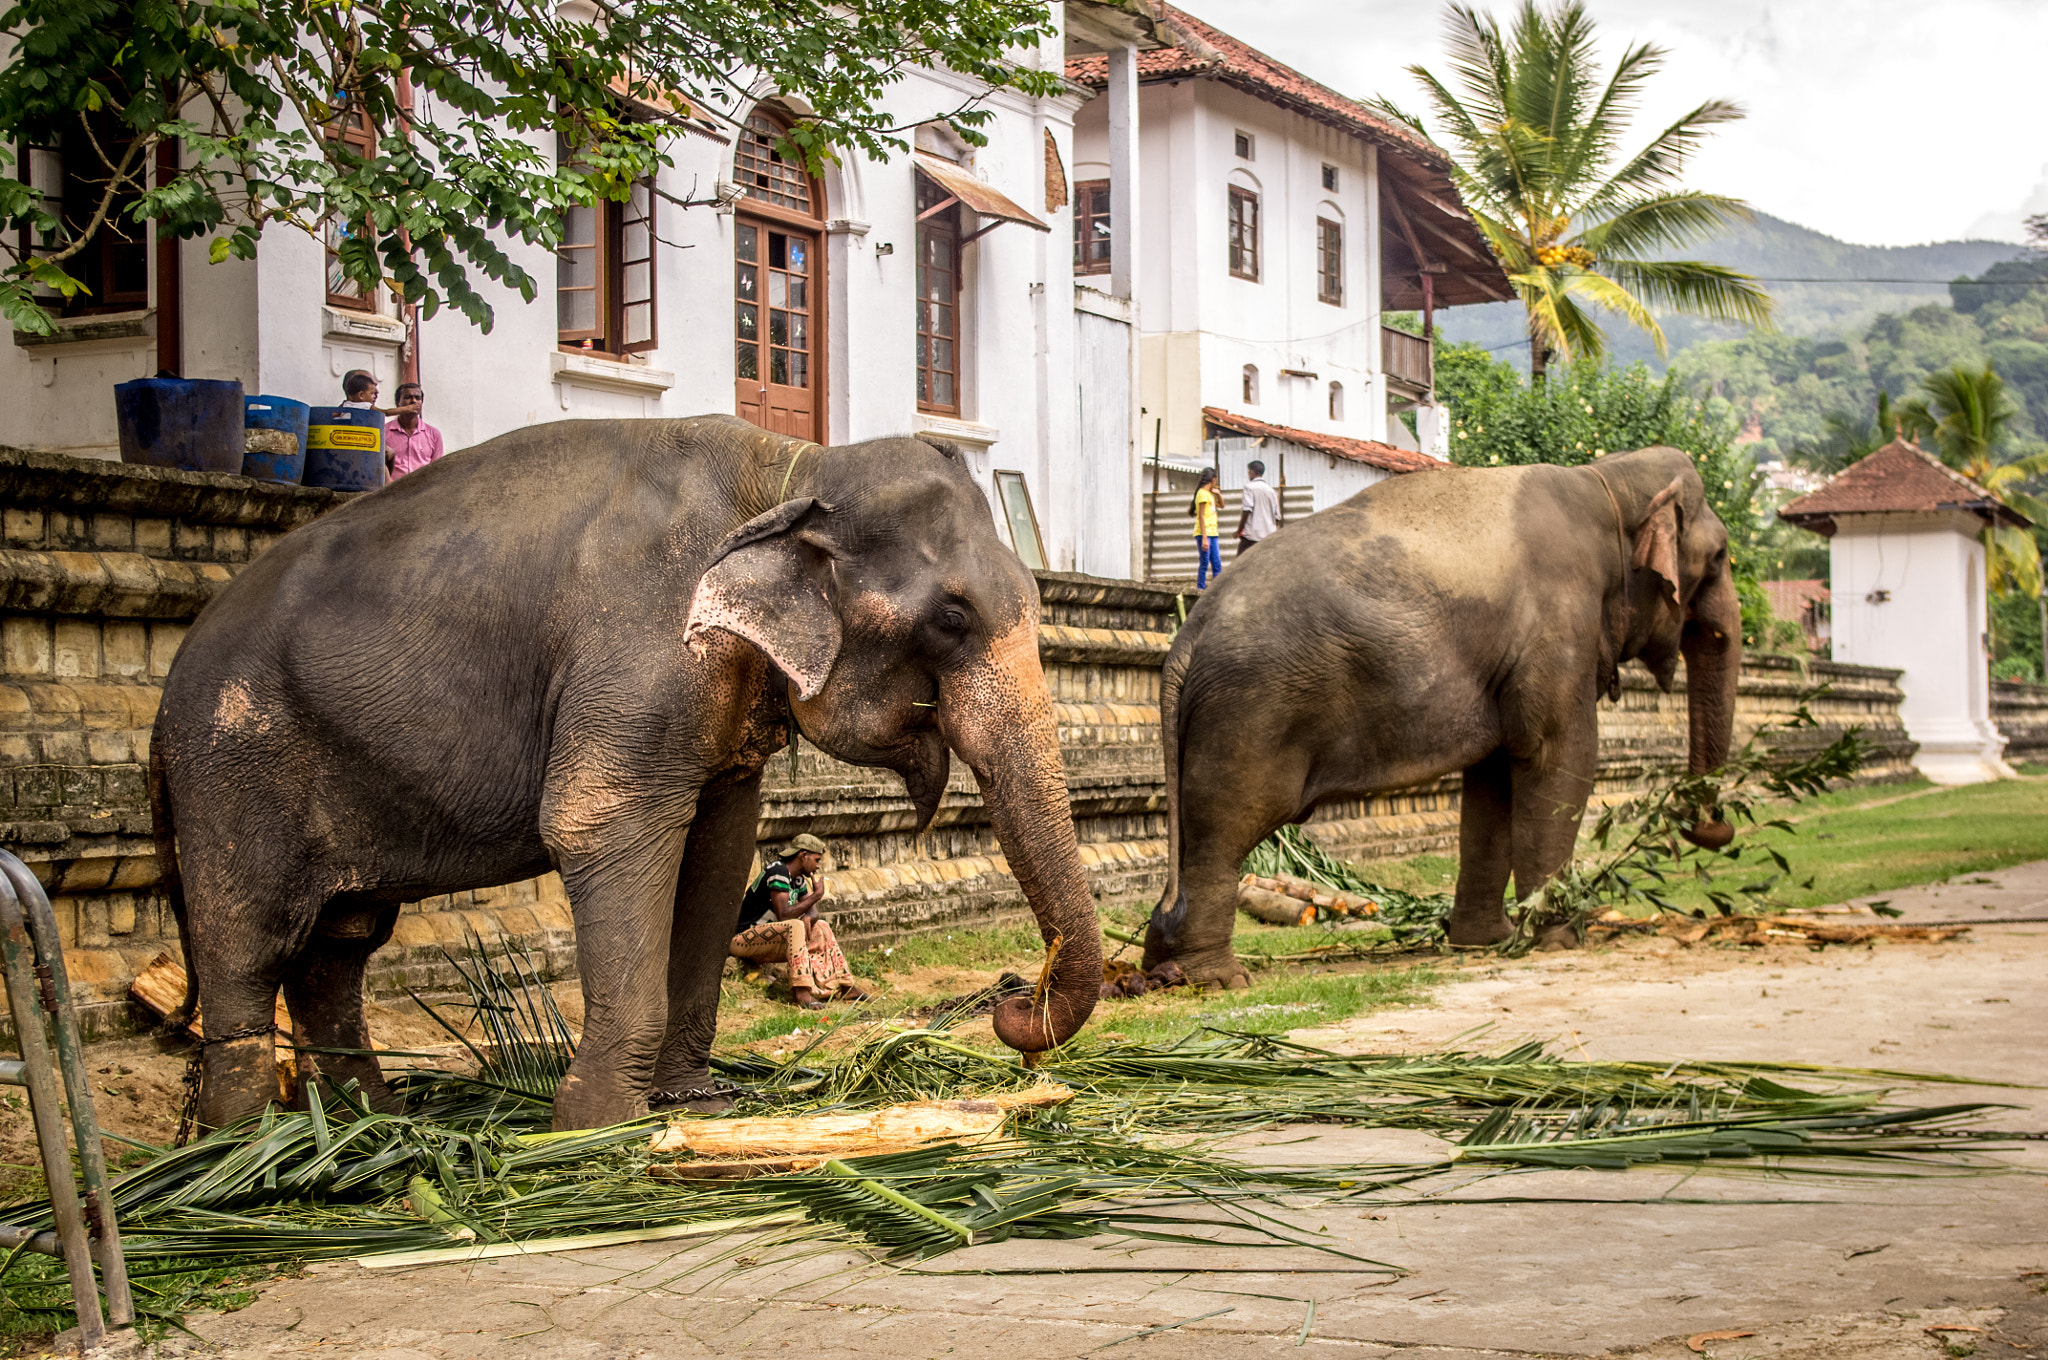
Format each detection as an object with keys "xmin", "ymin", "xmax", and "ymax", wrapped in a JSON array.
[
  {"xmin": 0, "ymin": 876, "xmax": 104, "ymax": 1347},
  {"xmin": 1144, "ymin": 417, "xmax": 1161, "ymax": 581},
  {"xmin": 0, "ymin": 855, "xmax": 131, "ymax": 1328}
]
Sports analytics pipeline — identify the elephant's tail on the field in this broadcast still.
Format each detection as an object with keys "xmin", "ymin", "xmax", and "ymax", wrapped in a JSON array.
[
  {"xmin": 1147, "ymin": 627, "xmax": 1195, "ymax": 960},
  {"xmin": 148, "ymin": 737, "xmax": 198, "ymax": 1031}
]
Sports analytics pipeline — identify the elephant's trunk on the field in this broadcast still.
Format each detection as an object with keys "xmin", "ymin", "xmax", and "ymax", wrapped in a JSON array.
[
  {"xmin": 939, "ymin": 620, "xmax": 1100, "ymax": 1055},
  {"xmin": 1680, "ymin": 564, "xmax": 1744, "ymax": 848}
]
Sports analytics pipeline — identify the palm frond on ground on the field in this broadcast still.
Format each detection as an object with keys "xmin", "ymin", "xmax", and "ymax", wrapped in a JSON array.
[{"xmin": 1375, "ymin": 1, "xmax": 1773, "ymax": 378}]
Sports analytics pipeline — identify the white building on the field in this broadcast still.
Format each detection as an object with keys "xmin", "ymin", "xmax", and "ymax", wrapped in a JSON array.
[
  {"xmin": 1782, "ymin": 439, "xmax": 2026, "ymax": 785},
  {"xmin": 1064, "ymin": 2, "xmax": 1509, "ymax": 575},
  {"xmin": 1, "ymin": 4, "xmax": 1170, "ymax": 580}
]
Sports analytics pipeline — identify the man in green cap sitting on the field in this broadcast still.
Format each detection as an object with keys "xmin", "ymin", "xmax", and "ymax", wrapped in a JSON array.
[{"xmin": 731, "ymin": 833, "xmax": 869, "ymax": 1008}]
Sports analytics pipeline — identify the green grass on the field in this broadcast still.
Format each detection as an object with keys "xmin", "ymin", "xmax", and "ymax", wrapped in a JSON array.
[
  {"xmin": 1632, "ymin": 777, "xmax": 2048, "ymax": 913},
  {"xmin": 1080, "ymin": 959, "xmax": 1442, "ymax": 1046}
]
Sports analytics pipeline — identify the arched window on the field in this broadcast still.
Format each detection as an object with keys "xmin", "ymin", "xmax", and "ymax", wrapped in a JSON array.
[
  {"xmin": 1329, "ymin": 381, "xmax": 1345, "ymax": 421},
  {"xmin": 1242, "ymin": 364, "xmax": 1259, "ymax": 405},
  {"xmin": 732, "ymin": 108, "xmax": 826, "ymax": 441}
]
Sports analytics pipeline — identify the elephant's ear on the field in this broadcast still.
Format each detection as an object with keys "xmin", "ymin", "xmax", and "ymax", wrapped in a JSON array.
[
  {"xmin": 1630, "ymin": 477, "xmax": 1687, "ymax": 619},
  {"xmin": 685, "ymin": 498, "xmax": 842, "ymax": 701}
]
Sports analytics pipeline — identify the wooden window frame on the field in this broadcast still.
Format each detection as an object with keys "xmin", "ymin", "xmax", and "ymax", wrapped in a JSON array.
[
  {"xmin": 324, "ymin": 105, "xmax": 378, "ymax": 312},
  {"xmin": 1073, "ymin": 178, "xmax": 1111, "ymax": 277},
  {"xmin": 25, "ymin": 118, "xmax": 152, "ymax": 318},
  {"xmin": 1242, "ymin": 364, "xmax": 1259, "ymax": 405},
  {"xmin": 1233, "ymin": 130, "xmax": 1254, "ymax": 161},
  {"xmin": 994, "ymin": 470, "xmax": 1047, "ymax": 570},
  {"xmin": 1228, "ymin": 186, "xmax": 1260, "ymax": 282},
  {"xmin": 556, "ymin": 133, "xmax": 658, "ymax": 357},
  {"xmin": 1321, "ymin": 163, "xmax": 1339, "ymax": 192},
  {"xmin": 915, "ymin": 174, "xmax": 962, "ymax": 416},
  {"xmin": 1316, "ymin": 217, "xmax": 1343, "ymax": 306}
]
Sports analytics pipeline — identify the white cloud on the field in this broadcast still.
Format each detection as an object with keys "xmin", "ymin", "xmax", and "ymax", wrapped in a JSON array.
[{"xmin": 1180, "ymin": 0, "xmax": 2048, "ymax": 247}]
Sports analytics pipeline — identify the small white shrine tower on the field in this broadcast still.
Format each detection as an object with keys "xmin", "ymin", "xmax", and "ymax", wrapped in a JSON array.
[{"xmin": 1781, "ymin": 440, "xmax": 2029, "ymax": 784}]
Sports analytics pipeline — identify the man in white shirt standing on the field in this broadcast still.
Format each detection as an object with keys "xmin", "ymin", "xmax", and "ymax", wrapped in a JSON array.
[{"xmin": 1235, "ymin": 458, "xmax": 1283, "ymax": 556}]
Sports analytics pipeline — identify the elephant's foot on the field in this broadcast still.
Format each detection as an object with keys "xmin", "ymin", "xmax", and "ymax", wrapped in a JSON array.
[
  {"xmin": 1534, "ymin": 920, "xmax": 1582, "ymax": 951},
  {"xmin": 1173, "ymin": 951, "xmax": 1251, "ymax": 992},
  {"xmin": 551, "ymin": 1070, "xmax": 650, "ymax": 1132},
  {"xmin": 197, "ymin": 1033, "xmax": 283, "ymax": 1134},
  {"xmin": 1444, "ymin": 910, "xmax": 1514, "ymax": 947}
]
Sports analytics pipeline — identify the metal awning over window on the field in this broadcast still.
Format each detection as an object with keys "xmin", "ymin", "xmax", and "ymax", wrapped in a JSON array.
[{"xmin": 913, "ymin": 152, "xmax": 1049, "ymax": 244}]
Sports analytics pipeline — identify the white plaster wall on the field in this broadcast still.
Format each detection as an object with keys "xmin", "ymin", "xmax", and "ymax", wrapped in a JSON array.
[
  {"xmin": 1074, "ymin": 78, "xmax": 1386, "ymax": 463},
  {"xmin": 1828, "ymin": 511, "xmax": 2009, "ymax": 783},
  {"xmin": 0, "ymin": 47, "xmax": 1116, "ymax": 576}
]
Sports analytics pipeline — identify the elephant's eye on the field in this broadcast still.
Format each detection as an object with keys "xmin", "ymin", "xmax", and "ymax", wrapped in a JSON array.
[{"xmin": 939, "ymin": 607, "xmax": 971, "ymax": 634}]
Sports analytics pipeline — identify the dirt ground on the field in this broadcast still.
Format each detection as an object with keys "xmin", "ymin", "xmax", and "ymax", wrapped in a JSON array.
[{"xmin": 22, "ymin": 864, "xmax": 2048, "ymax": 1359}]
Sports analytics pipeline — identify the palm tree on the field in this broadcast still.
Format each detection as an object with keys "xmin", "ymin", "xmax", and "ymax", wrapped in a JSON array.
[
  {"xmin": 1789, "ymin": 392, "xmax": 1901, "ymax": 475},
  {"xmin": 1376, "ymin": 1, "xmax": 1775, "ymax": 380},
  {"xmin": 1904, "ymin": 362, "xmax": 2048, "ymax": 597}
]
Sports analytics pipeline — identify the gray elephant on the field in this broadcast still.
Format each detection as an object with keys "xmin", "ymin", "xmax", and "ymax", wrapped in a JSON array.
[
  {"xmin": 151, "ymin": 415, "xmax": 1100, "ymax": 1131},
  {"xmin": 1143, "ymin": 446, "xmax": 1741, "ymax": 986}
]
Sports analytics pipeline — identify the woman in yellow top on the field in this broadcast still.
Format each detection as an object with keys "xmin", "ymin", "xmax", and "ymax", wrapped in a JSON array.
[{"xmin": 1188, "ymin": 467, "xmax": 1223, "ymax": 588}]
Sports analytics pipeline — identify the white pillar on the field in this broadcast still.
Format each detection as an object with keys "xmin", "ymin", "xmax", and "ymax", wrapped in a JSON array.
[{"xmin": 1107, "ymin": 44, "xmax": 1143, "ymax": 577}]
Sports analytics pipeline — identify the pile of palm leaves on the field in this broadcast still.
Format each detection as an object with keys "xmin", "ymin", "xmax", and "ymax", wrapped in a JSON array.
[{"xmin": 0, "ymin": 946, "xmax": 2024, "ymax": 1331}]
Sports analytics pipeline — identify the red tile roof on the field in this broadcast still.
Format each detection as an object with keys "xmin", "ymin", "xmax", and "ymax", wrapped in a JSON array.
[
  {"xmin": 1201, "ymin": 407, "xmax": 1443, "ymax": 475},
  {"xmin": 1066, "ymin": 6, "xmax": 1444, "ymax": 166},
  {"xmin": 1779, "ymin": 440, "xmax": 2030, "ymax": 533},
  {"xmin": 1761, "ymin": 578, "xmax": 1828, "ymax": 622}
]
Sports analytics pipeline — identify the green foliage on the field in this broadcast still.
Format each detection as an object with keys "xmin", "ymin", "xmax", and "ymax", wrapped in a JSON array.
[
  {"xmin": 1990, "ymin": 589, "xmax": 2043, "ymax": 682},
  {"xmin": 1376, "ymin": 0, "xmax": 1771, "ymax": 376},
  {"xmin": 1241, "ymin": 825, "xmax": 1454, "ymax": 944},
  {"xmin": 0, "ymin": 0, "xmax": 1060, "ymax": 332},
  {"xmin": 1509, "ymin": 691, "xmax": 1871, "ymax": 949}
]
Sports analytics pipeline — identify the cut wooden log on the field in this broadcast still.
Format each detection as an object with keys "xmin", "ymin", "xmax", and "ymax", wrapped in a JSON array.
[
  {"xmin": 649, "ymin": 1086, "xmax": 1073, "ymax": 1159},
  {"xmin": 1239, "ymin": 885, "xmax": 1315, "ymax": 927},
  {"xmin": 1240, "ymin": 873, "xmax": 1380, "ymax": 918}
]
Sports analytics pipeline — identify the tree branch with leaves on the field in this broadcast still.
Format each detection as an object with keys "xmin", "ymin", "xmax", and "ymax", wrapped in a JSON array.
[
  {"xmin": 1374, "ymin": 0, "xmax": 1774, "ymax": 380},
  {"xmin": 0, "ymin": 0, "xmax": 1061, "ymax": 334}
]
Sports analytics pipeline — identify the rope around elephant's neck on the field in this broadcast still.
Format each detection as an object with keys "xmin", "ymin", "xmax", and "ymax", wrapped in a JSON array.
[{"xmin": 777, "ymin": 442, "xmax": 824, "ymax": 503}]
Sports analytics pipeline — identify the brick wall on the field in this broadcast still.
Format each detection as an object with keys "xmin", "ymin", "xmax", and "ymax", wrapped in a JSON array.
[{"xmin": 0, "ymin": 449, "xmax": 1916, "ymax": 1035}]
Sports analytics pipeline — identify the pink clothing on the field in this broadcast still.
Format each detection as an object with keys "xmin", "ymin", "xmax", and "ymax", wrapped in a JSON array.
[{"xmin": 385, "ymin": 418, "xmax": 446, "ymax": 479}]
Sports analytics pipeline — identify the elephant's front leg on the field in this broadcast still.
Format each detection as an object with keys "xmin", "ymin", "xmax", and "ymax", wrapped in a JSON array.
[
  {"xmin": 1447, "ymin": 750, "xmax": 1515, "ymax": 946},
  {"xmin": 1510, "ymin": 713, "xmax": 1599, "ymax": 950},
  {"xmin": 545, "ymin": 792, "xmax": 695, "ymax": 1132},
  {"xmin": 650, "ymin": 771, "xmax": 765, "ymax": 1112}
]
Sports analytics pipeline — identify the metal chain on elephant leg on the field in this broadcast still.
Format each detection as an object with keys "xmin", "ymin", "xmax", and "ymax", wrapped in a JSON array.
[{"xmin": 172, "ymin": 1019, "xmax": 285, "ymax": 1147}]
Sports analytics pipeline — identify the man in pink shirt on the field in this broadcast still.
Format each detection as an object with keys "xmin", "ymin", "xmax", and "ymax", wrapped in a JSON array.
[{"xmin": 384, "ymin": 383, "xmax": 446, "ymax": 480}]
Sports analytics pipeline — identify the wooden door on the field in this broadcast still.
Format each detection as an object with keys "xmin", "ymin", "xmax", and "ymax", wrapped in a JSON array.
[{"xmin": 735, "ymin": 217, "xmax": 820, "ymax": 441}]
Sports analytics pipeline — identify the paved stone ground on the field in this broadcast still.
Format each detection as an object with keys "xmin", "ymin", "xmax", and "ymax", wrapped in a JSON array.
[{"xmin": 153, "ymin": 867, "xmax": 2048, "ymax": 1360}]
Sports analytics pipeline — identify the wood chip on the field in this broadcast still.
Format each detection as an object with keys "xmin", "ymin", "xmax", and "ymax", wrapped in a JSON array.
[
  {"xmin": 649, "ymin": 1092, "xmax": 1074, "ymax": 1159},
  {"xmin": 1687, "ymin": 1331, "xmax": 1756, "ymax": 1353}
]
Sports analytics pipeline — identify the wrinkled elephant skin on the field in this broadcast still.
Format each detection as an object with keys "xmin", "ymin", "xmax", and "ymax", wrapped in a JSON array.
[
  {"xmin": 1146, "ymin": 447, "xmax": 1741, "ymax": 984},
  {"xmin": 153, "ymin": 416, "xmax": 1098, "ymax": 1132}
]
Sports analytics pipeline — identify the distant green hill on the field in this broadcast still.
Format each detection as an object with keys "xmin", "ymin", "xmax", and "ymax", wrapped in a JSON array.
[{"xmin": 1437, "ymin": 211, "xmax": 2026, "ymax": 368}]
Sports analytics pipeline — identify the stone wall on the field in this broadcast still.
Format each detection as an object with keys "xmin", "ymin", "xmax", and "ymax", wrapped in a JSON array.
[
  {"xmin": 0, "ymin": 450, "xmax": 1915, "ymax": 1034},
  {"xmin": 1992, "ymin": 680, "xmax": 2048, "ymax": 766}
]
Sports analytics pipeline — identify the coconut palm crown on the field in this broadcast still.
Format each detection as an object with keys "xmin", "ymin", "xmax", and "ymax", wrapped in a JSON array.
[
  {"xmin": 1902, "ymin": 363, "xmax": 2048, "ymax": 598},
  {"xmin": 1375, "ymin": 1, "xmax": 1776, "ymax": 378}
]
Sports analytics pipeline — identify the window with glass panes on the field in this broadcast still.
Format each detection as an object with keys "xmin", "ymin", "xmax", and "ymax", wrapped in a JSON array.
[
  {"xmin": 735, "ymin": 112, "xmax": 813, "ymax": 214},
  {"xmin": 556, "ymin": 133, "xmax": 657, "ymax": 354},
  {"xmin": 325, "ymin": 106, "xmax": 377, "ymax": 311},
  {"xmin": 916, "ymin": 175, "xmax": 960, "ymax": 413},
  {"xmin": 1317, "ymin": 218, "xmax": 1343, "ymax": 305},
  {"xmin": 735, "ymin": 220, "xmax": 813, "ymax": 392},
  {"xmin": 1228, "ymin": 187, "xmax": 1259, "ymax": 281},
  {"xmin": 1073, "ymin": 179, "xmax": 1111, "ymax": 275}
]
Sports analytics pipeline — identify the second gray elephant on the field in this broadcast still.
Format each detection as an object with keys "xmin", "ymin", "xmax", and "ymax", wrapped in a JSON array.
[{"xmin": 1144, "ymin": 446, "xmax": 1742, "ymax": 985}]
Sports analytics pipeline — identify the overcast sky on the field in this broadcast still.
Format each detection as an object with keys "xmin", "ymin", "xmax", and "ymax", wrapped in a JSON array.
[{"xmin": 1184, "ymin": 0, "xmax": 2048, "ymax": 248}]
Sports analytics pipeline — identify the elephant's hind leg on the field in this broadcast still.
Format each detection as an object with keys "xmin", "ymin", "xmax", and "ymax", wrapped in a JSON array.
[
  {"xmin": 281, "ymin": 895, "xmax": 403, "ymax": 1113},
  {"xmin": 1510, "ymin": 712, "xmax": 1599, "ymax": 949},
  {"xmin": 1447, "ymin": 751, "xmax": 1515, "ymax": 946},
  {"xmin": 1152, "ymin": 749, "xmax": 1309, "ymax": 990},
  {"xmin": 183, "ymin": 877, "xmax": 304, "ymax": 1132}
]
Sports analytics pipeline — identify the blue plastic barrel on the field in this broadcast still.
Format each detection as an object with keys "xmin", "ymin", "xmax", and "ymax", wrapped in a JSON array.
[
  {"xmin": 241, "ymin": 396, "xmax": 309, "ymax": 484},
  {"xmin": 305, "ymin": 407, "xmax": 386, "ymax": 492},
  {"xmin": 114, "ymin": 378, "xmax": 247, "ymax": 474}
]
